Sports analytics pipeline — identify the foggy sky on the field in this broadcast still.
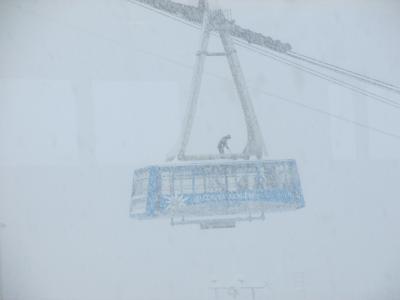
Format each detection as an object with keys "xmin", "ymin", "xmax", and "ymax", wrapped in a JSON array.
[{"xmin": 1, "ymin": 0, "xmax": 400, "ymax": 299}]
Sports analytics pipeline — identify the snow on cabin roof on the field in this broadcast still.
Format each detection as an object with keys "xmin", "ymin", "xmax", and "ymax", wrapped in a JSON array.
[{"xmin": 133, "ymin": 158, "xmax": 297, "ymax": 173}]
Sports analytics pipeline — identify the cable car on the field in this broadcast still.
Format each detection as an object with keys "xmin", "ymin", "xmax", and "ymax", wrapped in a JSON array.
[
  {"xmin": 130, "ymin": 159, "xmax": 304, "ymax": 228},
  {"xmin": 130, "ymin": 2, "xmax": 304, "ymax": 229}
]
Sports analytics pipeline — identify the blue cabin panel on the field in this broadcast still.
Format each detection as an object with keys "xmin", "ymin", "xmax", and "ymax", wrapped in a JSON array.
[{"xmin": 130, "ymin": 159, "xmax": 304, "ymax": 219}]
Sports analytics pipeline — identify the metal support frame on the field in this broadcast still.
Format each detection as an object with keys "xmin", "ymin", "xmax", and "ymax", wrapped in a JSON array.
[
  {"xmin": 168, "ymin": 2, "xmax": 267, "ymax": 161},
  {"xmin": 197, "ymin": 51, "xmax": 227, "ymax": 56},
  {"xmin": 170, "ymin": 212, "xmax": 265, "ymax": 229}
]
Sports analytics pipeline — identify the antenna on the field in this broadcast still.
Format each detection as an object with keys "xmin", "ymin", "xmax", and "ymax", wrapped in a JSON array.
[{"xmin": 209, "ymin": 279, "xmax": 268, "ymax": 300}]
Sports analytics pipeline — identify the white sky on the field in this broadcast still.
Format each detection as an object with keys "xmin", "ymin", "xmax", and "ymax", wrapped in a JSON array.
[{"xmin": 0, "ymin": 0, "xmax": 400, "ymax": 299}]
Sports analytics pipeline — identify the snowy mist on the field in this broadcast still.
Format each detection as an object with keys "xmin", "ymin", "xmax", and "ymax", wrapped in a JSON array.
[{"xmin": 1, "ymin": 0, "xmax": 400, "ymax": 299}]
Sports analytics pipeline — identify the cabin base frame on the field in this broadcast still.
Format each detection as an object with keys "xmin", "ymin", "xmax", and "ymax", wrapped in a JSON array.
[{"xmin": 170, "ymin": 212, "xmax": 266, "ymax": 229}]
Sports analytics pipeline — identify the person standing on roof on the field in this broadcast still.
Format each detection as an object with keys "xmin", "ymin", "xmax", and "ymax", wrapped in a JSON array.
[{"xmin": 218, "ymin": 134, "xmax": 231, "ymax": 154}]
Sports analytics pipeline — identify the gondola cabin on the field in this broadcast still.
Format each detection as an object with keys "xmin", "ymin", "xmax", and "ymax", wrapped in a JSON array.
[{"xmin": 130, "ymin": 159, "xmax": 304, "ymax": 228}]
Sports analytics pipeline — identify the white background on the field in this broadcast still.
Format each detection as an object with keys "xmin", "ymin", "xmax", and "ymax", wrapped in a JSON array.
[{"xmin": 1, "ymin": 0, "xmax": 400, "ymax": 299}]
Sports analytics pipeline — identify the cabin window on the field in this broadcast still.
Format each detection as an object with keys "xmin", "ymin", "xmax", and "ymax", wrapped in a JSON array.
[
  {"xmin": 206, "ymin": 175, "xmax": 225, "ymax": 193},
  {"xmin": 161, "ymin": 172, "xmax": 172, "ymax": 195},
  {"xmin": 275, "ymin": 164, "xmax": 290, "ymax": 188},
  {"xmin": 236, "ymin": 175, "xmax": 249, "ymax": 191},
  {"xmin": 182, "ymin": 177, "xmax": 193, "ymax": 194},
  {"xmin": 173, "ymin": 172, "xmax": 193, "ymax": 195},
  {"xmin": 133, "ymin": 172, "xmax": 149, "ymax": 196},
  {"xmin": 173, "ymin": 175, "xmax": 183, "ymax": 194},
  {"xmin": 264, "ymin": 167, "xmax": 278, "ymax": 188},
  {"xmin": 255, "ymin": 175, "xmax": 266, "ymax": 189},
  {"xmin": 278, "ymin": 164, "xmax": 294, "ymax": 188},
  {"xmin": 227, "ymin": 176, "xmax": 237, "ymax": 192},
  {"xmin": 194, "ymin": 176, "xmax": 205, "ymax": 194}
]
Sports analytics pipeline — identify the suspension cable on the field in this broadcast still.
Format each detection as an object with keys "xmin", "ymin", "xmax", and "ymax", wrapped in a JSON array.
[
  {"xmin": 234, "ymin": 40, "xmax": 400, "ymax": 109},
  {"xmin": 286, "ymin": 51, "xmax": 400, "ymax": 94}
]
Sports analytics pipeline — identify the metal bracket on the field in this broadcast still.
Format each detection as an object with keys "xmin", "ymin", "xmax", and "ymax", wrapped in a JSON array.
[
  {"xmin": 197, "ymin": 51, "xmax": 227, "ymax": 56},
  {"xmin": 170, "ymin": 212, "xmax": 265, "ymax": 229},
  {"xmin": 168, "ymin": 6, "xmax": 267, "ymax": 162}
]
